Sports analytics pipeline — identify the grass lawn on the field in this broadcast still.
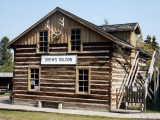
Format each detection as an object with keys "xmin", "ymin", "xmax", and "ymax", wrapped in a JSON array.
[
  {"xmin": 0, "ymin": 93, "xmax": 9, "ymax": 97},
  {"xmin": 0, "ymin": 110, "xmax": 139, "ymax": 120},
  {"xmin": 146, "ymin": 103, "xmax": 160, "ymax": 113}
]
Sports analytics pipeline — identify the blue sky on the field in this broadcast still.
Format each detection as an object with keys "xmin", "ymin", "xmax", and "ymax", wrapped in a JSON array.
[{"xmin": 0, "ymin": 0, "xmax": 160, "ymax": 45}]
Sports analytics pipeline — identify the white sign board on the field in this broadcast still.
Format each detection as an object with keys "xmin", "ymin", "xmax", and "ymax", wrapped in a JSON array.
[{"xmin": 41, "ymin": 55, "xmax": 77, "ymax": 65}]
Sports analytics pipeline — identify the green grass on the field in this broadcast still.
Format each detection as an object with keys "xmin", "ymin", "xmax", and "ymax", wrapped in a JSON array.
[
  {"xmin": 0, "ymin": 92, "xmax": 9, "ymax": 97},
  {"xmin": 0, "ymin": 110, "xmax": 139, "ymax": 120},
  {"xmin": 146, "ymin": 103, "xmax": 160, "ymax": 113}
]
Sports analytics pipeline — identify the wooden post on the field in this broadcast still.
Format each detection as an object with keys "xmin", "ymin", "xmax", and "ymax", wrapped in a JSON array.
[
  {"xmin": 143, "ymin": 87, "xmax": 146, "ymax": 112},
  {"xmin": 154, "ymin": 50, "xmax": 157, "ymax": 107},
  {"xmin": 157, "ymin": 50, "xmax": 159, "ymax": 106}
]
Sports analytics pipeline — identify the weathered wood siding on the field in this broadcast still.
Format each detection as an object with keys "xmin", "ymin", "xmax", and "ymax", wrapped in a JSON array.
[
  {"xmin": 109, "ymin": 31, "xmax": 131, "ymax": 43},
  {"xmin": 13, "ymin": 11, "xmax": 107, "ymax": 46},
  {"xmin": 13, "ymin": 42, "xmax": 112, "ymax": 111},
  {"xmin": 111, "ymin": 48, "xmax": 131, "ymax": 109}
]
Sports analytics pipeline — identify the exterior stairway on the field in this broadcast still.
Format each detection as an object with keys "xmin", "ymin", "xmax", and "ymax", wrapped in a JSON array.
[{"xmin": 116, "ymin": 50, "xmax": 159, "ymax": 112}]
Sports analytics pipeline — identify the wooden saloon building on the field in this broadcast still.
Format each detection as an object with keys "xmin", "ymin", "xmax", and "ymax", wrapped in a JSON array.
[{"xmin": 7, "ymin": 7, "xmax": 151, "ymax": 111}]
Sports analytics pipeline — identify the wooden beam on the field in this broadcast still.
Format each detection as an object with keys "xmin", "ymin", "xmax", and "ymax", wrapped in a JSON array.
[
  {"xmin": 154, "ymin": 50, "xmax": 156, "ymax": 106},
  {"xmin": 157, "ymin": 50, "xmax": 159, "ymax": 106},
  {"xmin": 115, "ymin": 44, "xmax": 131, "ymax": 67}
]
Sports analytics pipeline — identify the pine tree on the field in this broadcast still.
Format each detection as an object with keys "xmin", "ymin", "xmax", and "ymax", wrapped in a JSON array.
[
  {"xmin": 151, "ymin": 35, "xmax": 158, "ymax": 50},
  {"xmin": 144, "ymin": 35, "xmax": 151, "ymax": 44},
  {"xmin": 0, "ymin": 36, "xmax": 13, "ymax": 72},
  {"xmin": 103, "ymin": 18, "xmax": 109, "ymax": 25}
]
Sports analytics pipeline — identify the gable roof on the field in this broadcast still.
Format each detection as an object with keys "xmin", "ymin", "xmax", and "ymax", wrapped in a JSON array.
[
  {"xmin": 7, "ymin": 7, "xmax": 134, "ymax": 49},
  {"xmin": 99, "ymin": 23, "xmax": 141, "ymax": 34}
]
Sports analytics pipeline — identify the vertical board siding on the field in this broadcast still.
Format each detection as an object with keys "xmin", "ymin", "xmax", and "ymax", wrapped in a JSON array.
[
  {"xmin": 13, "ymin": 42, "xmax": 112, "ymax": 111},
  {"xmin": 13, "ymin": 12, "xmax": 107, "ymax": 46}
]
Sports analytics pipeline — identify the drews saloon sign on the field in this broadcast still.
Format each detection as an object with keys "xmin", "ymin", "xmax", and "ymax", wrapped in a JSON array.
[{"xmin": 41, "ymin": 55, "xmax": 77, "ymax": 65}]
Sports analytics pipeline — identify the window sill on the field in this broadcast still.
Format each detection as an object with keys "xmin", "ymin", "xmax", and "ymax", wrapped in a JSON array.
[
  {"xmin": 68, "ymin": 51, "xmax": 83, "ymax": 54},
  {"xmin": 36, "ymin": 52, "xmax": 49, "ymax": 55},
  {"xmin": 76, "ymin": 92, "xmax": 90, "ymax": 95},
  {"xmin": 27, "ymin": 90, "xmax": 40, "ymax": 92}
]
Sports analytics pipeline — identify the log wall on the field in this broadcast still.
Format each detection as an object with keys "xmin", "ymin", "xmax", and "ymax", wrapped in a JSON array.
[
  {"xmin": 13, "ymin": 42, "xmax": 112, "ymax": 111},
  {"xmin": 111, "ymin": 48, "xmax": 131, "ymax": 109}
]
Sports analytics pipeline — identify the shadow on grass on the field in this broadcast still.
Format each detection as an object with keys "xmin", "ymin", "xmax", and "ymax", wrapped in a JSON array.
[{"xmin": 146, "ymin": 103, "xmax": 160, "ymax": 113}]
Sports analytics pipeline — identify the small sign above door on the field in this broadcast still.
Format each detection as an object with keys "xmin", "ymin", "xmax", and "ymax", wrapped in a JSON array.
[{"xmin": 41, "ymin": 55, "xmax": 77, "ymax": 65}]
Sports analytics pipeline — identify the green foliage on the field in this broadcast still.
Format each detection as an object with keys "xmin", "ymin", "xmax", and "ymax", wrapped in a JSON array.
[
  {"xmin": 151, "ymin": 35, "xmax": 159, "ymax": 50},
  {"xmin": 0, "ymin": 36, "xmax": 13, "ymax": 72},
  {"xmin": 144, "ymin": 35, "xmax": 151, "ymax": 44},
  {"xmin": 103, "ymin": 18, "xmax": 109, "ymax": 25}
]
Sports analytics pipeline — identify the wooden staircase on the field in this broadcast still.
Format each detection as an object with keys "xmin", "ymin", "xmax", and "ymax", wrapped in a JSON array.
[{"xmin": 116, "ymin": 50, "xmax": 160, "ymax": 112}]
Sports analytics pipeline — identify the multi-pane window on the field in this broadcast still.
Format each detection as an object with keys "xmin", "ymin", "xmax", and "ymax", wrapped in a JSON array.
[
  {"xmin": 71, "ymin": 29, "xmax": 81, "ymax": 51},
  {"xmin": 29, "ymin": 68, "xmax": 39, "ymax": 91},
  {"xmin": 38, "ymin": 31, "xmax": 48, "ymax": 53},
  {"xmin": 76, "ymin": 68, "xmax": 90, "ymax": 94}
]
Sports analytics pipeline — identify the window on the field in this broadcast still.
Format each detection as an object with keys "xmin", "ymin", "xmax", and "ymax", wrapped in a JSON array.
[
  {"xmin": 76, "ymin": 67, "xmax": 90, "ymax": 94},
  {"xmin": 69, "ymin": 29, "xmax": 82, "ymax": 53},
  {"xmin": 28, "ymin": 67, "xmax": 40, "ymax": 91},
  {"xmin": 37, "ymin": 31, "xmax": 48, "ymax": 53}
]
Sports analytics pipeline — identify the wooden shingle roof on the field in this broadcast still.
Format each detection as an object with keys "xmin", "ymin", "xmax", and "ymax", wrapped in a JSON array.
[{"xmin": 99, "ymin": 23, "xmax": 141, "ymax": 34}]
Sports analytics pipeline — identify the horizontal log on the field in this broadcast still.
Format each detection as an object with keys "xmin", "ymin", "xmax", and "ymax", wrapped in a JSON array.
[
  {"xmin": 41, "ymin": 71, "xmax": 75, "ymax": 75},
  {"xmin": 14, "ymin": 95, "xmax": 109, "ymax": 105},
  {"xmin": 83, "ymin": 42, "xmax": 112, "ymax": 46},
  {"xmin": 15, "ymin": 57, "xmax": 40, "ymax": 62},
  {"xmin": 14, "ymin": 45, "xmax": 36, "ymax": 48},
  {"xmin": 77, "ymin": 62, "xmax": 110, "ymax": 66},
  {"xmin": 15, "ymin": 49, "xmax": 36, "ymax": 53},
  {"xmin": 14, "ymin": 86, "xmax": 27, "ymax": 90},
  {"xmin": 41, "ymin": 83, "xmax": 75, "ymax": 88},
  {"xmin": 40, "ymin": 88, "xmax": 75, "ymax": 93},
  {"xmin": 78, "ymin": 57, "xmax": 110, "ymax": 62},
  {"xmin": 14, "ymin": 79, "xmax": 28, "ymax": 82},
  {"xmin": 91, "ymin": 72, "xmax": 111, "ymax": 76},
  {"xmin": 91, "ymin": 81, "xmax": 111, "ymax": 85},
  {"xmin": 50, "ymin": 48, "xmax": 67, "ymax": 52},
  {"xmin": 92, "ymin": 68, "xmax": 111, "ymax": 72},
  {"xmin": 41, "ymin": 75, "xmax": 75, "ymax": 79},
  {"xmin": 42, "ymin": 67, "xmax": 75, "ymax": 71},
  {"xmin": 91, "ymin": 85, "xmax": 111, "ymax": 89},
  {"xmin": 14, "ymin": 83, "xmax": 28, "ymax": 86},
  {"xmin": 83, "ymin": 46, "xmax": 111, "ymax": 51},
  {"xmin": 40, "ymin": 80, "xmax": 75, "ymax": 84},
  {"xmin": 90, "ymin": 90, "xmax": 110, "ymax": 95},
  {"xmin": 15, "ymin": 54, "xmax": 41, "ymax": 58},
  {"xmin": 78, "ymin": 53, "xmax": 110, "ymax": 56},
  {"xmin": 91, "ymin": 76, "xmax": 111, "ymax": 80},
  {"xmin": 14, "ymin": 71, "xmax": 28, "ymax": 74},
  {"xmin": 13, "ymin": 91, "xmax": 110, "ymax": 100},
  {"xmin": 15, "ymin": 62, "xmax": 40, "ymax": 65}
]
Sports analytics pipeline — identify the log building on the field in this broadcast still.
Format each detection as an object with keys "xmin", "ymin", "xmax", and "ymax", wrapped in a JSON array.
[{"xmin": 7, "ymin": 7, "xmax": 151, "ymax": 111}]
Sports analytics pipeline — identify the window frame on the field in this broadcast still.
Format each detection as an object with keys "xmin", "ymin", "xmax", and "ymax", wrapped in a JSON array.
[
  {"xmin": 68, "ymin": 27, "xmax": 83, "ymax": 53},
  {"xmin": 36, "ymin": 29, "xmax": 49, "ymax": 54},
  {"xmin": 28, "ymin": 66, "xmax": 41, "ymax": 91},
  {"xmin": 76, "ymin": 67, "xmax": 91, "ymax": 94}
]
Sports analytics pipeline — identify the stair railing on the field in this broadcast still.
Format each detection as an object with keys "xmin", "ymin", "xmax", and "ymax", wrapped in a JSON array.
[{"xmin": 117, "ymin": 51, "xmax": 139, "ymax": 109}]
